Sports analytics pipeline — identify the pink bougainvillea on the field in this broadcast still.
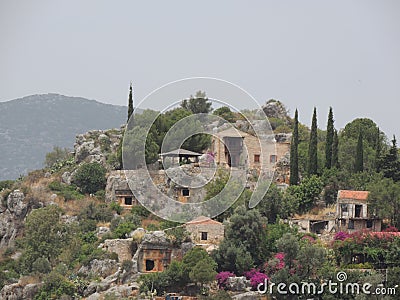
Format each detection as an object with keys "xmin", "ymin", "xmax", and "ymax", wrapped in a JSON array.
[
  {"xmin": 334, "ymin": 231, "xmax": 351, "ymax": 241},
  {"xmin": 216, "ymin": 271, "xmax": 235, "ymax": 289},
  {"xmin": 245, "ymin": 270, "xmax": 269, "ymax": 290},
  {"xmin": 383, "ymin": 226, "xmax": 398, "ymax": 232}
]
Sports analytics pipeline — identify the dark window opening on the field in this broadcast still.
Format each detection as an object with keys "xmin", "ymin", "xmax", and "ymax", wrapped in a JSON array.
[
  {"xmin": 182, "ymin": 188, "xmax": 190, "ymax": 197},
  {"xmin": 145, "ymin": 259, "xmax": 155, "ymax": 271},
  {"xmin": 124, "ymin": 197, "xmax": 133, "ymax": 205},
  {"xmin": 270, "ymin": 155, "xmax": 277, "ymax": 163},
  {"xmin": 366, "ymin": 220, "xmax": 373, "ymax": 228},
  {"xmin": 355, "ymin": 205, "xmax": 362, "ymax": 218},
  {"xmin": 341, "ymin": 204, "xmax": 348, "ymax": 213},
  {"xmin": 254, "ymin": 154, "xmax": 260, "ymax": 163},
  {"xmin": 348, "ymin": 220, "xmax": 355, "ymax": 229},
  {"xmin": 341, "ymin": 219, "xmax": 346, "ymax": 227},
  {"xmin": 201, "ymin": 232, "xmax": 208, "ymax": 240}
]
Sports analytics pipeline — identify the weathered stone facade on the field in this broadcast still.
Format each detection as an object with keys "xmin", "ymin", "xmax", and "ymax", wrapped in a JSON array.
[
  {"xmin": 211, "ymin": 127, "xmax": 290, "ymax": 171},
  {"xmin": 336, "ymin": 190, "xmax": 382, "ymax": 233},
  {"xmin": 184, "ymin": 216, "xmax": 224, "ymax": 246}
]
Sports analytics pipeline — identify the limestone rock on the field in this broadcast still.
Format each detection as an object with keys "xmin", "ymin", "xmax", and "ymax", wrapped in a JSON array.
[
  {"xmin": 227, "ymin": 276, "xmax": 250, "ymax": 292},
  {"xmin": 262, "ymin": 99, "xmax": 289, "ymax": 120},
  {"xmin": 102, "ymin": 239, "xmax": 133, "ymax": 262},
  {"xmin": 78, "ymin": 259, "xmax": 118, "ymax": 278},
  {"xmin": 232, "ymin": 291, "xmax": 263, "ymax": 300},
  {"xmin": 7, "ymin": 190, "xmax": 28, "ymax": 218},
  {"xmin": 0, "ymin": 282, "xmax": 41, "ymax": 300}
]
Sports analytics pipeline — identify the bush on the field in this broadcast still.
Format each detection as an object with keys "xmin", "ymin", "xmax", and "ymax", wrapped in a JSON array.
[
  {"xmin": 48, "ymin": 180, "xmax": 83, "ymax": 200},
  {"xmin": 32, "ymin": 257, "xmax": 51, "ymax": 274},
  {"xmin": 45, "ymin": 146, "xmax": 72, "ymax": 168},
  {"xmin": 73, "ymin": 162, "xmax": 106, "ymax": 194},
  {"xmin": 0, "ymin": 180, "xmax": 14, "ymax": 191},
  {"xmin": 79, "ymin": 203, "xmax": 114, "ymax": 223},
  {"xmin": 109, "ymin": 201, "xmax": 123, "ymax": 214},
  {"xmin": 131, "ymin": 205, "xmax": 151, "ymax": 218},
  {"xmin": 35, "ymin": 268, "xmax": 76, "ymax": 300},
  {"xmin": 216, "ymin": 271, "xmax": 235, "ymax": 289}
]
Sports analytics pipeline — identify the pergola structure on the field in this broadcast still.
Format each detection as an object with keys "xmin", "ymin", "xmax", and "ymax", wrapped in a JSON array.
[{"xmin": 160, "ymin": 148, "xmax": 202, "ymax": 165}]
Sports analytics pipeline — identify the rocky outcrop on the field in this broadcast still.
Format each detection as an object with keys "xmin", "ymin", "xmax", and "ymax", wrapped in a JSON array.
[
  {"xmin": 0, "ymin": 190, "xmax": 30, "ymax": 248},
  {"xmin": 262, "ymin": 99, "xmax": 289, "ymax": 121},
  {"xmin": 227, "ymin": 276, "xmax": 251, "ymax": 292},
  {"xmin": 73, "ymin": 128, "xmax": 123, "ymax": 168},
  {"xmin": 0, "ymin": 281, "xmax": 41, "ymax": 300},
  {"xmin": 78, "ymin": 259, "xmax": 118, "ymax": 278},
  {"xmin": 101, "ymin": 239, "xmax": 134, "ymax": 262}
]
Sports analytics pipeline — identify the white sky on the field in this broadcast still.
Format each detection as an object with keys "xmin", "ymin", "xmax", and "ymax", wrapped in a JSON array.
[{"xmin": 1, "ymin": 1, "xmax": 399, "ymax": 138}]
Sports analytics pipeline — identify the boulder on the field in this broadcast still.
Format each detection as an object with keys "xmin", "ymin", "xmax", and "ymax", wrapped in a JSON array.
[
  {"xmin": 7, "ymin": 190, "xmax": 28, "ymax": 218},
  {"xmin": 78, "ymin": 259, "xmax": 118, "ymax": 278},
  {"xmin": 227, "ymin": 276, "xmax": 250, "ymax": 292}
]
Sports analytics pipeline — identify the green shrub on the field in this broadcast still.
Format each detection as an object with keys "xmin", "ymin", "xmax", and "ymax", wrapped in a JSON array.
[
  {"xmin": 35, "ymin": 268, "xmax": 76, "ymax": 300},
  {"xmin": 131, "ymin": 205, "xmax": 151, "ymax": 218},
  {"xmin": 79, "ymin": 203, "xmax": 114, "ymax": 223},
  {"xmin": 110, "ymin": 201, "xmax": 123, "ymax": 214},
  {"xmin": 45, "ymin": 146, "xmax": 72, "ymax": 168},
  {"xmin": 0, "ymin": 180, "xmax": 14, "ymax": 191},
  {"xmin": 32, "ymin": 257, "xmax": 51, "ymax": 274},
  {"xmin": 73, "ymin": 162, "xmax": 106, "ymax": 194},
  {"xmin": 146, "ymin": 223, "xmax": 159, "ymax": 231},
  {"xmin": 48, "ymin": 180, "xmax": 83, "ymax": 200}
]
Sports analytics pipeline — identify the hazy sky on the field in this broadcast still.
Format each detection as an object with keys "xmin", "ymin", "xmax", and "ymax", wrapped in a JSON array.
[{"xmin": 1, "ymin": 1, "xmax": 399, "ymax": 138}]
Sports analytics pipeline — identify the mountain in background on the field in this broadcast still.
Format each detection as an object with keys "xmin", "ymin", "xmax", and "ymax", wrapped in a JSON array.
[{"xmin": 0, "ymin": 94, "xmax": 126, "ymax": 180}]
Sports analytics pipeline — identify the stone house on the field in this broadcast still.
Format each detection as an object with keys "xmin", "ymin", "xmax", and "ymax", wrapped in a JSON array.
[
  {"xmin": 336, "ymin": 190, "xmax": 382, "ymax": 233},
  {"xmin": 211, "ymin": 128, "xmax": 290, "ymax": 170},
  {"xmin": 184, "ymin": 216, "xmax": 224, "ymax": 246},
  {"xmin": 290, "ymin": 217, "xmax": 336, "ymax": 235}
]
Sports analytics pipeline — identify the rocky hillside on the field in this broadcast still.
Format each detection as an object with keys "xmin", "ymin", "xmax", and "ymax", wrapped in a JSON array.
[{"xmin": 0, "ymin": 94, "xmax": 126, "ymax": 180}]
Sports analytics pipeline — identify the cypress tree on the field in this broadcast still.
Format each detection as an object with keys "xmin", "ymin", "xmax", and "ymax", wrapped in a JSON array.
[
  {"xmin": 331, "ymin": 129, "xmax": 339, "ymax": 169},
  {"xmin": 127, "ymin": 82, "xmax": 134, "ymax": 122},
  {"xmin": 381, "ymin": 135, "xmax": 400, "ymax": 181},
  {"xmin": 325, "ymin": 107, "xmax": 334, "ymax": 169},
  {"xmin": 308, "ymin": 107, "xmax": 318, "ymax": 175},
  {"xmin": 354, "ymin": 130, "xmax": 364, "ymax": 172},
  {"xmin": 375, "ymin": 127, "xmax": 382, "ymax": 172},
  {"xmin": 289, "ymin": 109, "xmax": 299, "ymax": 185}
]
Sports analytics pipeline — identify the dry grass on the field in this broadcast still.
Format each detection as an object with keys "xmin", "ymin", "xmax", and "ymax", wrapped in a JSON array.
[{"xmin": 19, "ymin": 275, "xmax": 42, "ymax": 285}]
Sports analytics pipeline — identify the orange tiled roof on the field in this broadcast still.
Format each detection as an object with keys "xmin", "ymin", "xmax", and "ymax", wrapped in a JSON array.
[
  {"xmin": 338, "ymin": 190, "xmax": 369, "ymax": 201},
  {"xmin": 185, "ymin": 216, "xmax": 222, "ymax": 225}
]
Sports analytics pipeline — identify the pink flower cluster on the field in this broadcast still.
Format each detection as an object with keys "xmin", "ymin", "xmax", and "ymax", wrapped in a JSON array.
[
  {"xmin": 216, "ymin": 271, "xmax": 235, "ymax": 289},
  {"xmin": 244, "ymin": 269, "xmax": 269, "ymax": 290}
]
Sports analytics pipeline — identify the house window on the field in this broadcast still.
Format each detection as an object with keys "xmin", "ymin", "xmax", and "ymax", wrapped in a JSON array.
[
  {"xmin": 145, "ymin": 259, "xmax": 155, "ymax": 271},
  {"xmin": 355, "ymin": 205, "xmax": 362, "ymax": 218},
  {"xmin": 341, "ymin": 204, "xmax": 348, "ymax": 212},
  {"xmin": 341, "ymin": 219, "xmax": 346, "ymax": 227},
  {"xmin": 366, "ymin": 220, "xmax": 373, "ymax": 228},
  {"xmin": 201, "ymin": 232, "xmax": 208, "ymax": 241},
  {"xmin": 254, "ymin": 154, "xmax": 260, "ymax": 163},
  {"xmin": 348, "ymin": 220, "xmax": 355, "ymax": 229},
  {"xmin": 124, "ymin": 197, "xmax": 133, "ymax": 205},
  {"xmin": 182, "ymin": 188, "xmax": 190, "ymax": 197},
  {"xmin": 270, "ymin": 155, "xmax": 277, "ymax": 163}
]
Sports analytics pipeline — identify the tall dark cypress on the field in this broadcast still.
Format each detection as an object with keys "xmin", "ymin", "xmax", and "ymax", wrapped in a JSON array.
[
  {"xmin": 375, "ymin": 127, "xmax": 382, "ymax": 172},
  {"xmin": 354, "ymin": 130, "xmax": 364, "ymax": 172},
  {"xmin": 289, "ymin": 109, "xmax": 299, "ymax": 185},
  {"xmin": 325, "ymin": 107, "xmax": 334, "ymax": 169},
  {"xmin": 331, "ymin": 129, "xmax": 339, "ymax": 169},
  {"xmin": 308, "ymin": 107, "xmax": 318, "ymax": 175},
  {"xmin": 381, "ymin": 135, "xmax": 400, "ymax": 181},
  {"xmin": 127, "ymin": 82, "xmax": 134, "ymax": 122}
]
